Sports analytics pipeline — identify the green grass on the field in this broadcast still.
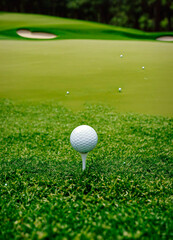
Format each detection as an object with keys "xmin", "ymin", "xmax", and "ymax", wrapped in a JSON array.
[
  {"xmin": 0, "ymin": 12, "xmax": 173, "ymax": 116},
  {"xmin": 0, "ymin": 12, "xmax": 173, "ymax": 41},
  {"xmin": 0, "ymin": 12, "xmax": 173, "ymax": 239},
  {"xmin": 0, "ymin": 39, "xmax": 173, "ymax": 116},
  {"xmin": 0, "ymin": 99, "xmax": 172, "ymax": 239}
]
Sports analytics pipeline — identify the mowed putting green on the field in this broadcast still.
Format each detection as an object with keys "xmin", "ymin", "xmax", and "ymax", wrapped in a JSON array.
[{"xmin": 0, "ymin": 12, "xmax": 173, "ymax": 116}]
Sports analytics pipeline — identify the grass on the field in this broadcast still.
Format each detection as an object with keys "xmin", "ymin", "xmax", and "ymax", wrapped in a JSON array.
[
  {"xmin": 0, "ymin": 99, "xmax": 172, "ymax": 239},
  {"xmin": 0, "ymin": 12, "xmax": 173, "ymax": 116},
  {"xmin": 0, "ymin": 12, "xmax": 173, "ymax": 41},
  {"xmin": 0, "ymin": 39, "xmax": 173, "ymax": 116},
  {"xmin": 0, "ymin": 12, "xmax": 173, "ymax": 239}
]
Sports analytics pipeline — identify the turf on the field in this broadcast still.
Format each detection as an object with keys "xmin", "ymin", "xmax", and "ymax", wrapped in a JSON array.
[
  {"xmin": 0, "ymin": 12, "xmax": 173, "ymax": 41},
  {"xmin": 0, "ymin": 12, "xmax": 173, "ymax": 239},
  {"xmin": 0, "ymin": 12, "xmax": 173, "ymax": 116},
  {"xmin": 0, "ymin": 39, "xmax": 173, "ymax": 116},
  {"xmin": 0, "ymin": 99, "xmax": 172, "ymax": 239}
]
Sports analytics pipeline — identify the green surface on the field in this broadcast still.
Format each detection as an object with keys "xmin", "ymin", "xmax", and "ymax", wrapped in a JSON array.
[
  {"xmin": 0, "ymin": 12, "xmax": 173, "ymax": 116},
  {"xmin": 0, "ymin": 39, "xmax": 173, "ymax": 116},
  {"xmin": 0, "ymin": 12, "xmax": 173, "ymax": 41},
  {"xmin": 0, "ymin": 100, "xmax": 172, "ymax": 239},
  {"xmin": 0, "ymin": 12, "xmax": 173, "ymax": 239}
]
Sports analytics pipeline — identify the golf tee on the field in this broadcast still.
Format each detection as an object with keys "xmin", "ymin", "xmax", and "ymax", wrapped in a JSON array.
[{"xmin": 80, "ymin": 153, "xmax": 88, "ymax": 171}]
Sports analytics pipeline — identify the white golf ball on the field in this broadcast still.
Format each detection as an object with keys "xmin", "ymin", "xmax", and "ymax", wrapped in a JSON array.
[
  {"xmin": 66, "ymin": 91, "xmax": 69, "ymax": 95},
  {"xmin": 120, "ymin": 54, "xmax": 123, "ymax": 58},
  {"xmin": 119, "ymin": 88, "xmax": 122, "ymax": 92},
  {"xmin": 70, "ymin": 125, "xmax": 98, "ymax": 153},
  {"xmin": 142, "ymin": 66, "xmax": 145, "ymax": 69}
]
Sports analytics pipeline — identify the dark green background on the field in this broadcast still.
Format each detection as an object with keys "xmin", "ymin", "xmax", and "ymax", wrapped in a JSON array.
[{"xmin": 1, "ymin": 0, "xmax": 173, "ymax": 32}]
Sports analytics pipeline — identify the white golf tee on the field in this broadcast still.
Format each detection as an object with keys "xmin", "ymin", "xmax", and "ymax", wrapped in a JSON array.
[{"xmin": 80, "ymin": 153, "xmax": 88, "ymax": 171}]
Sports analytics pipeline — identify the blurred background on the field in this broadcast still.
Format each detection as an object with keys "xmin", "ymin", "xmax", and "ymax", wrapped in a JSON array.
[{"xmin": 0, "ymin": 0, "xmax": 173, "ymax": 32}]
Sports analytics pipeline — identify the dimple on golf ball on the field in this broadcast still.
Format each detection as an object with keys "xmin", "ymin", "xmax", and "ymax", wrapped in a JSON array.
[{"xmin": 70, "ymin": 125, "xmax": 98, "ymax": 153}]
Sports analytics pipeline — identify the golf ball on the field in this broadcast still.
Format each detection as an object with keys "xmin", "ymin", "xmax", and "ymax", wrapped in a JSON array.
[
  {"xmin": 66, "ymin": 91, "xmax": 69, "ymax": 94},
  {"xmin": 120, "ymin": 54, "xmax": 123, "ymax": 58},
  {"xmin": 142, "ymin": 66, "xmax": 145, "ymax": 69},
  {"xmin": 119, "ymin": 88, "xmax": 122, "ymax": 92},
  {"xmin": 70, "ymin": 125, "xmax": 98, "ymax": 153}
]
